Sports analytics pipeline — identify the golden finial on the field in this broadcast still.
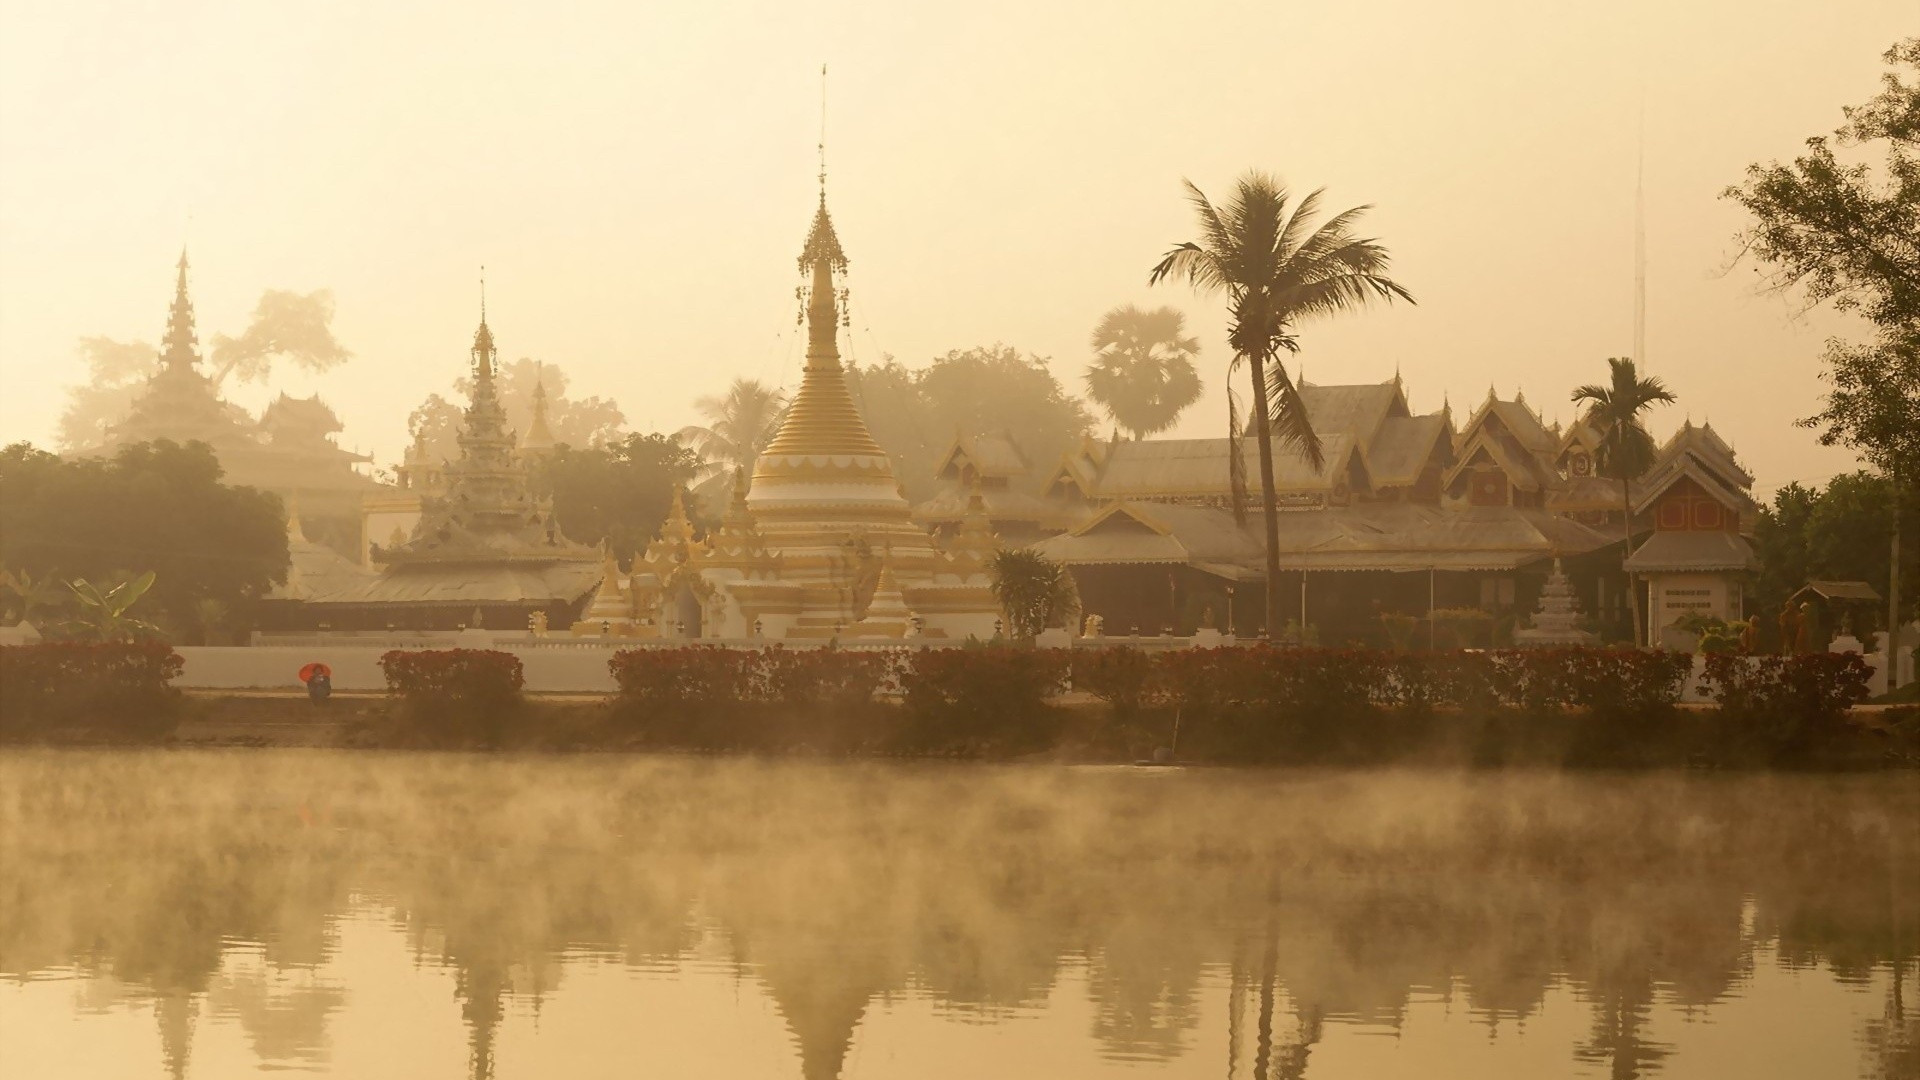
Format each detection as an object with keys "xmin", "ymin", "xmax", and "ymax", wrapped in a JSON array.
[{"xmin": 818, "ymin": 63, "xmax": 828, "ymax": 202}]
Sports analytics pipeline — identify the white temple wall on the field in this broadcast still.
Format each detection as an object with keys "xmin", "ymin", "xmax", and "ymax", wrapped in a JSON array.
[
  {"xmin": 925, "ymin": 611, "xmax": 1003, "ymax": 642},
  {"xmin": 174, "ymin": 645, "xmax": 618, "ymax": 692},
  {"xmin": 1647, "ymin": 573, "xmax": 1738, "ymax": 645}
]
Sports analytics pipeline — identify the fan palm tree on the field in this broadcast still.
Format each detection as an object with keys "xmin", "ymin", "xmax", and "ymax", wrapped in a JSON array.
[
  {"xmin": 677, "ymin": 378, "xmax": 790, "ymax": 481},
  {"xmin": 1150, "ymin": 172, "xmax": 1412, "ymax": 632},
  {"xmin": 1572, "ymin": 357, "xmax": 1676, "ymax": 647},
  {"xmin": 1084, "ymin": 305, "xmax": 1204, "ymax": 439}
]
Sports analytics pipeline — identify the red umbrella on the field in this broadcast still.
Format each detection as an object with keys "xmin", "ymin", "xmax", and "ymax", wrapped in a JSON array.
[{"xmin": 298, "ymin": 662, "xmax": 332, "ymax": 684}]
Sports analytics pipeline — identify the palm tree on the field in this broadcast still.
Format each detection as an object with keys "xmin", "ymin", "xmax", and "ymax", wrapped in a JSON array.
[
  {"xmin": 677, "ymin": 378, "xmax": 790, "ymax": 482},
  {"xmin": 1151, "ymin": 172, "xmax": 1412, "ymax": 633},
  {"xmin": 1572, "ymin": 357, "xmax": 1676, "ymax": 647},
  {"xmin": 1084, "ymin": 305, "xmax": 1204, "ymax": 439}
]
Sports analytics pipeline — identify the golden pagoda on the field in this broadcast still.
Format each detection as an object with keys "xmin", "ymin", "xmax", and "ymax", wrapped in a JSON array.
[{"xmin": 733, "ymin": 180, "xmax": 999, "ymax": 639}]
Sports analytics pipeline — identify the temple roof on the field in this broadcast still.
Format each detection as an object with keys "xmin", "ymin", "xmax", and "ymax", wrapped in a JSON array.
[
  {"xmin": 377, "ymin": 304, "xmax": 595, "ymax": 568},
  {"xmin": 1047, "ymin": 434, "xmax": 1359, "ymax": 499},
  {"xmin": 1366, "ymin": 414, "xmax": 1452, "ymax": 487},
  {"xmin": 1623, "ymin": 529, "xmax": 1758, "ymax": 573},
  {"xmin": 1299, "ymin": 380, "xmax": 1406, "ymax": 447},
  {"xmin": 1031, "ymin": 502, "xmax": 1622, "ymax": 574},
  {"xmin": 914, "ymin": 483, "xmax": 1090, "ymax": 528},
  {"xmin": 933, "ymin": 429, "xmax": 1029, "ymax": 480},
  {"xmin": 266, "ymin": 509, "xmax": 377, "ymax": 601},
  {"xmin": 319, "ymin": 561, "xmax": 604, "ymax": 607}
]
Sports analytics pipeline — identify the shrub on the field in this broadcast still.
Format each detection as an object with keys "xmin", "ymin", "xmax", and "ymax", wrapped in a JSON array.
[
  {"xmin": 378, "ymin": 649, "xmax": 525, "ymax": 745},
  {"xmin": 752, "ymin": 646, "xmax": 894, "ymax": 751},
  {"xmin": 898, "ymin": 645, "xmax": 1068, "ymax": 756},
  {"xmin": 1072, "ymin": 647, "xmax": 1164, "ymax": 717},
  {"xmin": 1153, "ymin": 647, "xmax": 1387, "ymax": 764},
  {"xmin": 1700, "ymin": 652, "xmax": 1874, "ymax": 764},
  {"xmin": 0, "ymin": 641, "xmax": 184, "ymax": 740},
  {"xmin": 607, "ymin": 646, "xmax": 895, "ymax": 751},
  {"xmin": 608, "ymin": 646, "xmax": 756, "ymax": 713}
]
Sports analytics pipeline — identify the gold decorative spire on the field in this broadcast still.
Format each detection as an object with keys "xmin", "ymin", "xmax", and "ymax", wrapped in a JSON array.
[
  {"xmin": 862, "ymin": 545, "xmax": 911, "ymax": 624},
  {"xmin": 758, "ymin": 183, "xmax": 885, "ymax": 459},
  {"xmin": 583, "ymin": 544, "xmax": 631, "ymax": 625}
]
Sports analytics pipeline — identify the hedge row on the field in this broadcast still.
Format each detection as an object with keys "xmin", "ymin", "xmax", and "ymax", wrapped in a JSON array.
[
  {"xmin": 378, "ymin": 648, "xmax": 525, "ymax": 744},
  {"xmin": 1075, "ymin": 647, "xmax": 1878, "ymax": 767},
  {"xmin": 0, "ymin": 641, "xmax": 185, "ymax": 741},
  {"xmin": 606, "ymin": 645, "xmax": 1068, "ymax": 755},
  {"xmin": 598, "ymin": 645, "xmax": 1885, "ymax": 766}
]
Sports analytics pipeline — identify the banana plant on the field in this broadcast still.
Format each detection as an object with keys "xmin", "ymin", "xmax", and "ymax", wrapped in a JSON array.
[
  {"xmin": 1, "ymin": 567, "xmax": 70, "ymax": 626},
  {"xmin": 63, "ymin": 571, "xmax": 160, "ymax": 641}
]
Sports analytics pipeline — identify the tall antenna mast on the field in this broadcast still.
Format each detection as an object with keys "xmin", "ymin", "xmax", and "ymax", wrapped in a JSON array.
[{"xmin": 1633, "ymin": 100, "xmax": 1647, "ymax": 373}]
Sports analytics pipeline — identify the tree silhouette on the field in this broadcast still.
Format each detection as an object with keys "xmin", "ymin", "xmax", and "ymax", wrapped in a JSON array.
[
  {"xmin": 1083, "ymin": 305, "xmax": 1203, "ymax": 440},
  {"xmin": 1152, "ymin": 172, "xmax": 1412, "ymax": 631},
  {"xmin": 1571, "ymin": 357, "xmax": 1676, "ymax": 646},
  {"xmin": 677, "ymin": 377, "xmax": 790, "ymax": 481}
]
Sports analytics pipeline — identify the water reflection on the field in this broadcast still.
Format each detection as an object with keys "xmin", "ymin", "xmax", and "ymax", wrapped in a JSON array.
[{"xmin": 0, "ymin": 753, "xmax": 1913, "ymax": 1079}]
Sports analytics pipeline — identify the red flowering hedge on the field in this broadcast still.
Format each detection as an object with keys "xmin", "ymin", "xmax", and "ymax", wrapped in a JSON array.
[
  {"xmin": 0, "ymin": 641, "xmax": 185, "ymax": 740},
  {"xmin": 1075, "ymin": 646, "xmax": 1696, "ymax": 765},
  {"xmin": 609, "ymin": 645, "xmax": 1063, "ymax": 755},
  {"xmin": 896, "ymin": 646, "xmax": 1070, "ymax": 755},
  {"xmin": 1699, "ymin": 652, "xmax": 1874, "ymax": 764},
  {"xmin": 379, "ymin": 649, "xmax": 525, "ymax": 744},
  {"xmin": 600, "ymin": 644, "xmax": 1886, "ymax": 766},
  {"xmin": 608, "ymin": 646, "xmax": 894, "ymax": 751}
]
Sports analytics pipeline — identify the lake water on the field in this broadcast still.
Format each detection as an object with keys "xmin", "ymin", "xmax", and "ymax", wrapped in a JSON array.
[{"xmin": 0, "ymin": 751, "xmax": 1914, "ymax": 1080}]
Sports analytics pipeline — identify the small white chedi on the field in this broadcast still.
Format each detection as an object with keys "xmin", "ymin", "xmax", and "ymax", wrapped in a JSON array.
[{"xmin": 1513, "ymin": 558, "xmax": 1600, "ymax": 648}]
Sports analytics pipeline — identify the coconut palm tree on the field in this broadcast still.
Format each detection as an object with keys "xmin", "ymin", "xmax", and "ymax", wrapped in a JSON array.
[
  {"xmin": 1572, "ymin": 357, "xmax": 1676, "ymax": 647},
  {"xmin": 677, "ymin": 378, "xmax": 790, "ymax": 482},
  {"xmin": 1150, "ymin": 172, "xmax": 1412, "ymax": 632},
  {"xmin": 1084, "ymin": 305, "xmax": 1204, "ymax": 439}
]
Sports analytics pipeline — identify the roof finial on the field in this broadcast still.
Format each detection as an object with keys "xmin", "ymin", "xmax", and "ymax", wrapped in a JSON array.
[
  {"xmin": 1634, "ymin": 91, "xmax": 1648, "ymax": 377},
  {"xmin": 479, "ymin": 264, "xmax": 488, "ymax": 324},
  {"xmin": 818, "ymin": 64, "xmax": 828, "ymax": 205}
]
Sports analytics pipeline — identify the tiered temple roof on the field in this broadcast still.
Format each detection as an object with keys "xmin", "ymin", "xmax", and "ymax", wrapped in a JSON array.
[
  {"xmin": 990, "ymin": 378, "xmax": 1663, "ymax": 578},
  {"xmin": 313, "ymin": 305, "xmax": 601, "ymax": 625}
]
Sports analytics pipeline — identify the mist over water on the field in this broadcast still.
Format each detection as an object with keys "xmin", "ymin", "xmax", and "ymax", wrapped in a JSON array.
[{"xmin": 1, "ymin": 752, "xmax": 1914, "ymax": 1079}]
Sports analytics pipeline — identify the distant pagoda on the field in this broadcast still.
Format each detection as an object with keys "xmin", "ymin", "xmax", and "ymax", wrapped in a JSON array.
[
  {"xmin": 101, "ymin": 251, "xmax": 377, "ymax": 523},
  {"xmin": 303, "ymin": 300, "xmax": 603, "ymax": 630}
]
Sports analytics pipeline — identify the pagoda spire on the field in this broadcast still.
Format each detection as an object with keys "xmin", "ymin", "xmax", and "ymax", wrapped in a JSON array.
[
  {"xmin": 759, "ymin": 166, "xmax": 883, "ymax": 458},
  {"xmin": 159, "ymin": 247, "xmax": 201, "ymax": 374},
  {"xmin": 521, "ymin": 371, "xmax": 556, "ymax": 455}
]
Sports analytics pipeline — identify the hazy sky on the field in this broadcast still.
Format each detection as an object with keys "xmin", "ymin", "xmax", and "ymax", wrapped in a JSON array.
[{"xmin": 1, "ymin": 0, "xmax": 1910, "ymax": 494}]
